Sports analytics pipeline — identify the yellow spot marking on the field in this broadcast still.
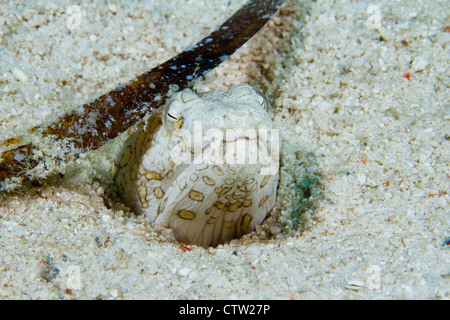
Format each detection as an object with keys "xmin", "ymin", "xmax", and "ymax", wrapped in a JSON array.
[
  {"xmin": 203, "ymin": 176, "xmax": 215, "ymax": 186},
  {"xmin": 213, "ymin": 166, "xmax": 224, "ymax": 176},
  {"xmin": 179, "ymin": 210, "xmax": 196, "ymax": 220},
  {"xmin": 260, "ymin": 175, "xmax": 270, "ymax": 188},
  {"xmin": 228, "ymin": 201, "xmax": 242, "ymax": 212},
  {"xmin": 154, "ymin": 187, "xmax": 164, "ymax": 199},
  {"xmin": 110, "ymin": 162, "xmax": 118, "ymax": 177},
  {"xmin": 243, "ymin": 199, "xmax": 252, "ymax": 207},
  {"xmin": 190, "ymin": 173, "xmax": 198, "ymax": 182},
  {"xmin": 259, "ymin": 195, "xmax": 270, "ymax": 208},
  {"xmin": 135, "ymin": 131, "xmax": 146, "ymax": 155},
  {"xmin": 232, "ymin": 192, "xmax": 246, "ymax": 200},
  {"xmin": 207, "ymin": 217, "xmax": 217, "ymax": 224},
  {"xmin": 224, "ymin": 178, "xmax": 235, "ymax": 185},
  {"xmin": 189, "ymin": 190, "xmax": 204, "ymax": 202},
  {"xmin": 214, "ymin": 201, "xmax": 225, "ymax": 210},
  {"xmin": 247, "ymin": 183, "xmax": 257, "ymax": 195},
  {"xmin": 245, "ymin": 178, "xmax": 255, "ymax": 185},
  {"xmin": 137, "ymin": 185, "xmax": 148, "ymax": 208},
  {"xmin": 219, "ymin": 187, "xmax": 232, "ymax": 198},
  {"xmin": 145, "ymin": 171, "xmax": 161, "ymax": 181},
  {"xmin": 214, "ymin": 186, "xmax": 223, "ymax": 194},
  {"xmin": 240, "ymin": 214, "xmax": 252, "ymax": 234}
]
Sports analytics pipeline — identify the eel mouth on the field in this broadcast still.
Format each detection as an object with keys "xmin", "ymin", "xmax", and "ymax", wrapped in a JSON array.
[
  {"xmin": 173, "ymin": 128, "xmax": 277, "ymax": 170},
  {"xmin": 195, "ymin": 135, "xmax": 268, "ymax": 167}
]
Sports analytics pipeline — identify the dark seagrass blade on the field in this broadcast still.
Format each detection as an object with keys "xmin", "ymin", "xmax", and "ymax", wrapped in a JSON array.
[{"xmin": 0, "ymin": 0, "xmax": 286, "ymax": 186}]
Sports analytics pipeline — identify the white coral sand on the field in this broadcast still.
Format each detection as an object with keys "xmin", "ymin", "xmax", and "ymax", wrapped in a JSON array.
[{"xmin": 0, "ymin": 0, "xmax": 448, "ymax": 299}]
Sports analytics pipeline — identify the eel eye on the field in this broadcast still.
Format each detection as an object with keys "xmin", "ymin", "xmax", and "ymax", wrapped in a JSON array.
[
  {"xmin": 255, "ymin": 91, "xmax": 269, "ymax": 111},
  {"xmin": 167, "ymin": 113, "xmax": 178, "ymax": 120},
  {"xmin": 228, "ymin": 84, "xmax": 269, "ymax": 111},
  {"xmin": 164, "ymin": 100, "xmax": 184, "ymax": 133}
]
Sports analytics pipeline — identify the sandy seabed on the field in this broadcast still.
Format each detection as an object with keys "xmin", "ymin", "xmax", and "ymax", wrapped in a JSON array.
[{"xmin": 0, "ymin": 0, "xmax": 449, "ymax": 299}]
